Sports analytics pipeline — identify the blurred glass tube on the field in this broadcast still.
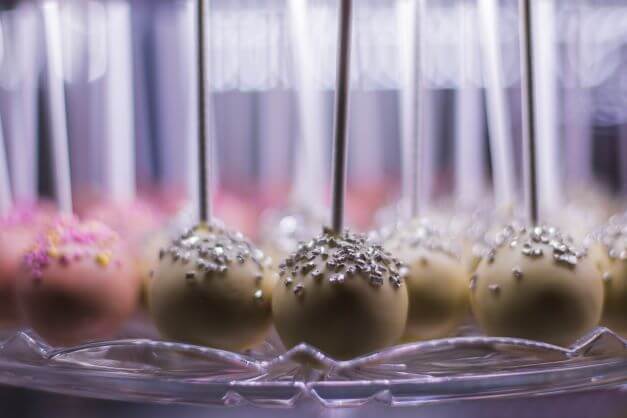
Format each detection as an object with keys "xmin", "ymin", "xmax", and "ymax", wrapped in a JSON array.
[
  {"xmin": 454, "ymin": 0, "xmax": 485, "ymax": 208},
  {"xmin": 287, "ymin": 0, "xmax": 327, "ymax": 209},
  {"xmin": 154, "ymin": 0, "xmax": 198, "ymax": 203},
  {"xmin": 533, "ymin": 0, "xmax": 562, "ymax": 214},
  {"xmin": 477, "ymin": 0, "xmax": 515, "ymax": 209},
  {"xmin": 62, "ymin": 0, "xmax": 106, "ymax": 193},
  {"xmin": 0, "ymin": 2, "xmax": 40, "ymax": 203},
  {"xmin": 102, "ymin": 0, "xmax": 135, "ymax": 202},
  {"xmin": 0, "ymin": 111, "xmax": 10, "ymax": 214},
  {"xmin": 41, "ymin": 0, "xmax": 73, "ymax": 213}
]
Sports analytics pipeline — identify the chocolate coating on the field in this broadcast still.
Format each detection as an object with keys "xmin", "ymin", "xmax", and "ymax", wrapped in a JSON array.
[
  {"xmin": 149, "ymin": 224, "xmax": 274, "ymax": 351},
  {"xmin": 272, "ymin": 229, "xmax": 408, "ymax": 360},
  {"xmin": 385, "ymin": 221, "xmax": 468, "ymax": 341},
  {"xmin": 470, "ymin": 225, "xmax": 603, "ymax": 346}
]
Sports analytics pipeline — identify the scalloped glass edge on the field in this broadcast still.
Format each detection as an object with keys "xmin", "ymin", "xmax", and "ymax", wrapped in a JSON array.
[{"xmin": 0, "ymin": 326, "xmax": 624, "ymax": 408}]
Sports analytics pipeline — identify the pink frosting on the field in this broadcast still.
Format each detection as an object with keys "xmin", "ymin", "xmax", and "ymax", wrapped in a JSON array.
[{"xmin": 23, "ymin": 217, "xmax": 121, "ymax": 278}]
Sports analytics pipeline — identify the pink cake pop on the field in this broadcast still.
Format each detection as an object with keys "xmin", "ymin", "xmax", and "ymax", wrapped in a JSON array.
[
  {"xmin": 17, "ymin": 217, "xmax": 139, "ymax": 346},
  {"xmin": 14, "ymin": 11, "xmax": 139, "ymax": 346},
  {"xmin": 0, "ymin": 203, "xmax": 55, "ymax": 325}
]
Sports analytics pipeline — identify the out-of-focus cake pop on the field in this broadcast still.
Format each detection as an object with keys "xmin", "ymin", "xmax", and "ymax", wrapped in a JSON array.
[
  {"xmin": 149, "ymin": 0, "xmax": 274, "ymax": 351},
  {"xmin": 471, "ymin": 0, "xmax": 603, "ymax": 346},
  {"xmin": 588, "ymin": 214, "xmax": 627, "ymax": 335},
  {"xmin": 0, "ymin": 204, "xmax": 56, "ymax": 324},
  {"xmin": 384, "ymin": 220, "xmax": 468, "ymax": 341},
  {"xmin": 471, "ymin": 224, "xmax": 603, "ymax": 345},
  {"xmin": 17, "ymin": 217, "xmax": 139, "ymax": 345},
  {"xmin": 14, "ymin": 13, "xmax": 140, "ymax": 346}
]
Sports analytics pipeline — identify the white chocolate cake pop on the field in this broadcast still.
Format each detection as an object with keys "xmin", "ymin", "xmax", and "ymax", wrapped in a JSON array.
[
  {"xmin": 149, "ymin": 223, "xmax": 274, "ymax": 351},
  {"xmin": 272, "ymin": 228, "xmax": 408, "ymax": 359},
  {"xmin": 587, "ymin": 214, "xmax": 627, "ymax": 335},
  {"xmin": 470, "ymin": 224, "xmax": 603, "ymax": 346},
  {"xmin": 17, "ymin": 217, "xmax": 139, "ymax": 346},
  {"xmin": 384, "ymin": 220, "xmax": 468, "ymax": 341}
]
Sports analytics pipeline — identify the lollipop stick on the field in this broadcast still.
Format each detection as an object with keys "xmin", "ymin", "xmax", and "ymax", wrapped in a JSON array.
[
  {"xmin": 410, "ymin": 0, "xmax": 426, "ymax": 218},
  {"xmin": 288, "ymin": 0, "xmax": 326, "ymax": 209},
  {"xmin": 455, "ymin": 1, "xmax": 484, "ymax": 207},
  {"xmin": 330, "ymin": 0, "xmax": 353, "ymax": 233},
  {"xmin": 103, "ymin": 1, "xmax": 135, "ymax": 202},
  {"xmin": 398, "ymin": 0, "xmax": 424, "ymax": 219},
  {"xmin": 41, "ymin": 1, "xmax": 73, "ymax": 214},
  {"xmin": 0, "ymin": 116, "xmax": 11, "ymax": 216},
  {"xmin": 397, "ymin": 0, "xmax": 416, "ymax": 219},
  {"xmin": 534, "ymin": 0, "xmax": 560, "ymax": 214},
  {"xmin": 477, "ymin": 0, "xmax": 515, "ymax": 209},
  {"xmin": 519, "ymin": 0, "xmax": 538, "ymax": 225},
  {"xmin": 196, "ymin": 0, "xmax": 212, "ymax": 223}
]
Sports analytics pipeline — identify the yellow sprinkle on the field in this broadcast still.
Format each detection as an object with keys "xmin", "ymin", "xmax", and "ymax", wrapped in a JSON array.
[
  {"xmin": 95, "ymin": 253, "xmax": 111, "ymax": 267},
  {"xmin": 47, "ymin": 247, "xmax": 59, "ymax": 258}
]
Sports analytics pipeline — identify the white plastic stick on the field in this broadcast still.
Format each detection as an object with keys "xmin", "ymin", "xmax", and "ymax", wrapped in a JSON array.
[
  {"xmin": 533, "ymin": 0, "xmax": 561, "ymax": 214},
  {"xmin": 288, "ymin": 0, "xmax": 326, "ymax": 208},
  {"xmin": 0, "ymin": 114, "xmax": 11, "ymax": 216},
  {"xmin": 396, "ymin": 0, "xmax": 416, "ymax": 219},
  {"xmin": 103, "ymin": 0, "xmax": 135, "ymax": 202},
  {"xmin": 455, "ymin": 0, "xmax": 485, "ymax": 207},
  {"xmin": 397, "ymin": 0, "xmax": 428, "ymax": 218},
  {"xmin": 564, "ymin": 4, "xmax": 592, "ymax": 186},
  {"xmin": 477, "ymin": 0, "xmax": 515, "ymax": 209},
  {"xmin": 41, "ymin": 0, "xmax": 73, "ymax": 214},
  {"xmin": 7, "ymin": 4, "xmax": 39, "ymax": 203}
]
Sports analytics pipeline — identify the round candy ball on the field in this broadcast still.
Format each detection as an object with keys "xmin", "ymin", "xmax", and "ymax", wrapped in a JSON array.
[
  {"xmin": 0, "ymin": 204, "xmax": 56, "ymax": 325},
  {"xmin": 272, "ymin": 229, "xmax": 409, "ymax": 360},
  {"xmin": 588, "ymin": 214, "xmax": 627, "ymax": 335},
  {"xmin": 385, "ymin": 220, "xmax": 468, "ymax": 341},
  {"xmin": 470, "ymin": 224, "xmax": 603, "ymax": 346},
  {"xmin": 149, "ymin": 223, "xmax": 274, "ymax": 351},
  {"xmin": 17, "ymin": 217, "xmax": 139, "ymax": 346}
]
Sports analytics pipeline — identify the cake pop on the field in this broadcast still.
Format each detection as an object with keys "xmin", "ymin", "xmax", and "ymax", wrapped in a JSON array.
[
  {"xmin": 14, "ymin": 13, "xmax": 139, "ymax": 346},
  {"xmin": 376, "ymin": 2, "xmax": 467, "ymax": 342},
  {"xmin": 149, "ymin": 223, "xmax": 274, "ymax": 350},
  {"xmin": 471, "ymin": 224, "xmax": 603, "ymax": 346},
  {"xmin": 272, "ymin": 0, "xmax": 408, "ymax": 360},
  {"xmin": 149, "ymin": 0, "xmax": 274, "ymax": 351},
  {"xmin": 272, "ymin": 228, "xmax": 408, "ymax": 359},
  {"xmin": 17, "ymin": 217, "xmax": 138, "ymax": 346},
  {"xmin": 470, "ymin": 0, "xmax": 603, "ymax": 346},
  {"xmin": 0, "ymin": 204, "xmax": 55, "ymax": 324},
  {"xmin": 384, "ymin": 220, "xmax": 468, "ymax": 341},
  {"xmin": 588, "ymin": 214, "xmax": 627, "ymax": 335}
]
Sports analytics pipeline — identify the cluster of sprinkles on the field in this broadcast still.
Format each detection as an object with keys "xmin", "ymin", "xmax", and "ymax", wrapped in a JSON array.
[
  {"xmin": 384, "ymin": 219, "xmax": 462, "ymax": 260},
  {"xmin": 24, "ymin": 217, "xmax": 120, "ymax": 279},
  {"xmin": 277, "ymin": 227, "xmax": 406, "ymax": 297},
  {"xmin": 590, "ymin": 213, "xmax": 627, "ymax": 261},
  {"xmin": 489, "ymin": 224, "xmax": 584, "ymax": 267},
  {"xmin": 470, "ymin": 224, "xmax": 586, "ymax": 295},
  {"xmin": 158, "ymin": 223, "xmax": 269, "ymax": 300}
]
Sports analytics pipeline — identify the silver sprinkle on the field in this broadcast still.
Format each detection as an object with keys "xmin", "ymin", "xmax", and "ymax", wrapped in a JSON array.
[
  {"xmin": 488, "ymin": 284, "xmax": 500, "ymax": 295},
  {"xmin": 293, "ymin": 283, "xmax": 305, "ymax": 296},
  {"xmin": 512, "ymin": 267, "xmax": 523, "ymax": 280}
]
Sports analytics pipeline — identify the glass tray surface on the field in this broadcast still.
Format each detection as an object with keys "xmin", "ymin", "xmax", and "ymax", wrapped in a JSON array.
[{"xmin": 0, "ymin": 318, "xmax": 624, "ymax": 408}]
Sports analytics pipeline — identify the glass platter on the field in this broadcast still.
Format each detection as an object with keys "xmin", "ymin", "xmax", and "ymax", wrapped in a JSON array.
[{"xmin": 0, "ymin": 314, "xmax": 625, "ymax": 409}]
